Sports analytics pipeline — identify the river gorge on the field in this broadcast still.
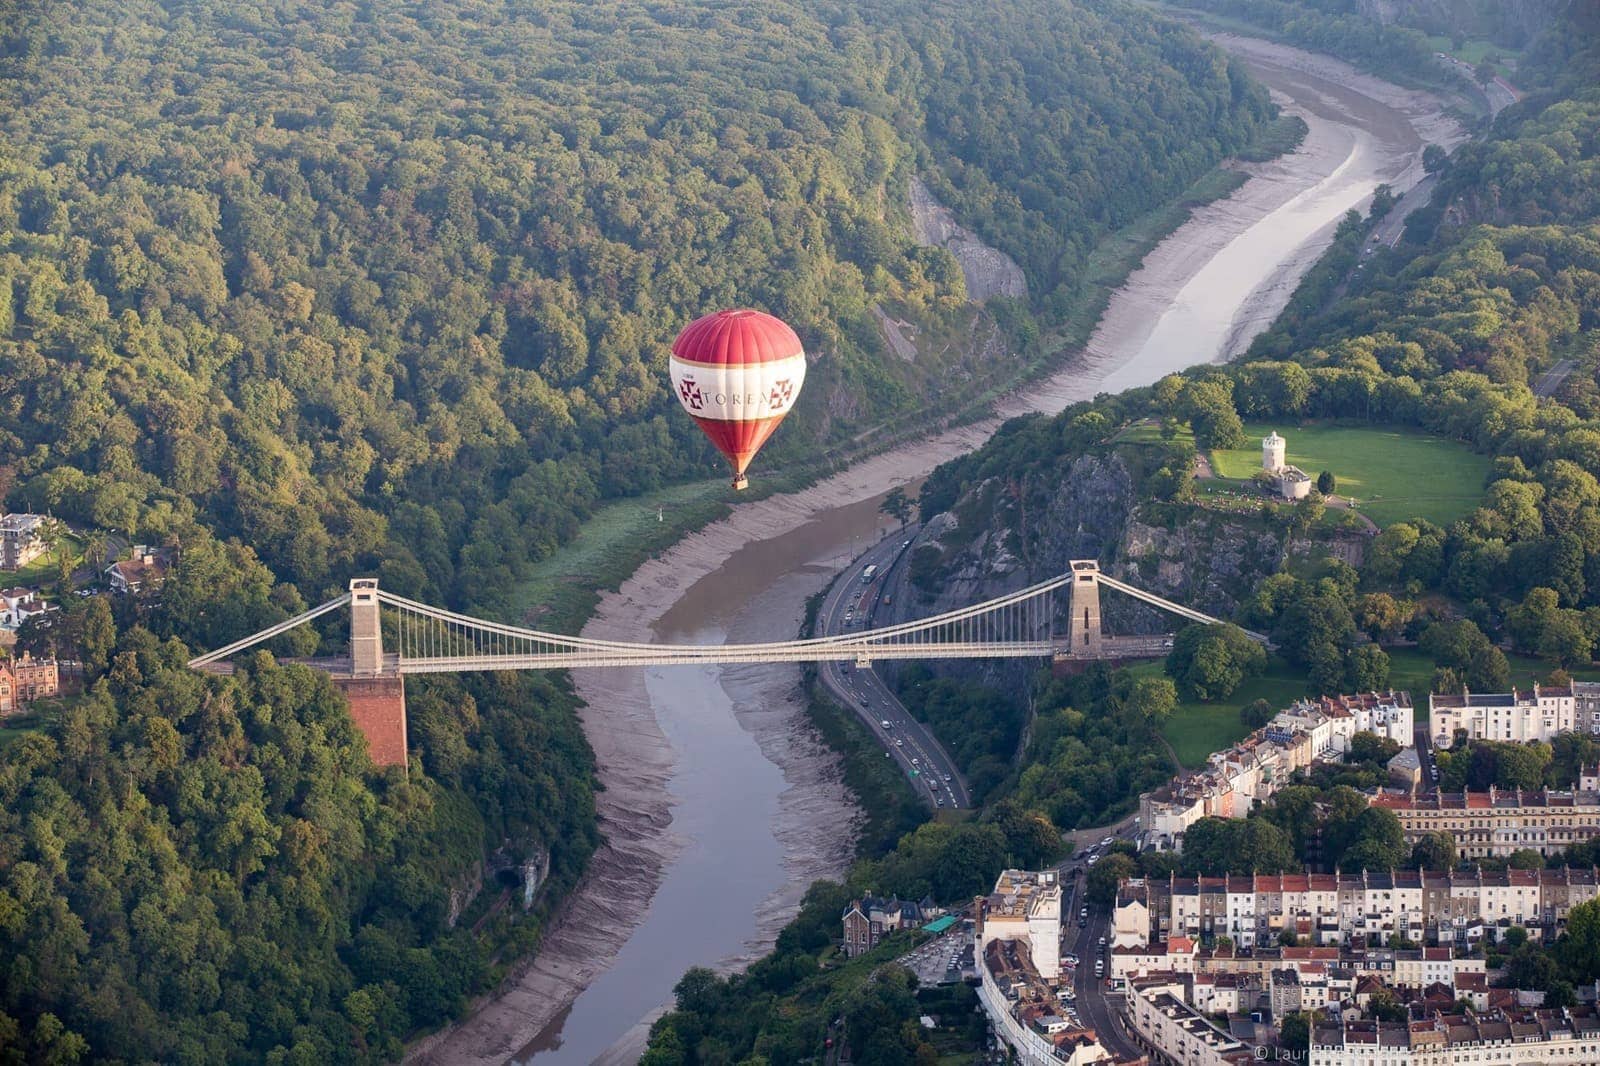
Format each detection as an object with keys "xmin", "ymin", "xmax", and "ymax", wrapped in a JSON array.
[{"xmin": 408, "ymin": 32, "xmax": 1465, "ymax": 1066}]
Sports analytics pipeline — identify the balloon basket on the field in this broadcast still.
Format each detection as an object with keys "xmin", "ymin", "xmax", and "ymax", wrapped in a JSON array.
[{"xmin": 731, "ymin": 473, "xmax": 749, "ymax": 491}]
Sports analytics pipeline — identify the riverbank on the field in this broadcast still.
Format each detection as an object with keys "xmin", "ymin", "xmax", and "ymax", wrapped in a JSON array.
[{"xmin": 408, "ymin": 31, "xmax": 1460, "ymax": 1066}]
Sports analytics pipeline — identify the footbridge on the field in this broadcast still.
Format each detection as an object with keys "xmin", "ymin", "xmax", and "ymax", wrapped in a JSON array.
[{"xmin": 186, "ymin": 561, "xmax": 1265, "ymax": 765}]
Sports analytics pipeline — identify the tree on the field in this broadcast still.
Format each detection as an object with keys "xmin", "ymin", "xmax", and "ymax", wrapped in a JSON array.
[
  {"xmin": 1332, "ymin": 806, "xmax": 1405, "ymax": 872},
  {"xmin": 76, "ymin": 596, "xmax": 116, "ymax": 677},
  {"xmin": 1127, "ymin": 676, "xmax": 1178, "ymax": 725},
  {"xmin": 1165, "ymin": 624, "xmax": 1267, "ymax": 702},
  {"xmin": 1087, "ymin": 853, "xmax": 1139, "ymax": 906},
  {"xmin": 1181, "ymin": 817, "xmax": 1296, "ymax": 876},
  {"xmin": 1183, "ymin": 380, "xmax": 1247, "ymax": 450},
  {"xmin": 1345, "ymin": 644, "xmax": 1390, "ymax": 691},
  {"xmin": 1507, "ymin": 849, "xmax": 1545, "ymax": 870},
  {"xmin": 1354, "ymin": 593, "xmax": 1409, "ymax": 642},
  {"xmin": 1279, "ymin": 1011, "xmax": 1317, "ymax": 1054},
  {"xmin": 1409, "ymin": 831, "xmax": 1457, "ymax": 871},
  {"xmin": 1422, "ymin": 143, "xmax": 1449, "ymax": 174},
  {"xmin": 1369, "ymin": 184, "xmax": 1396, "ymax": 220},
  {"xmin": 1502, "ymin": 944, "xmax": 1559, "ymax": 991},
  {"xmin": 1241, "ymin": 698, "xmax": 1274, "ymax": 730},
  {"xmin": 880, "ymin": 487, "xmax": 913, "ymax": 529},
  {"xmin": 1558, "ymin": 899, "xmax": 1600, "ymax": 983},
  {"xmin": 1366, "ymin": 988, "xmax": 1407, "ymax": 1023},
  {"xmin": 1316, "ymin": 470, "xmax": 1337, "ymax": 496},
  {"xmin": 1349, "ymin": 732, "xmax": 1401, "ymax": 766}
]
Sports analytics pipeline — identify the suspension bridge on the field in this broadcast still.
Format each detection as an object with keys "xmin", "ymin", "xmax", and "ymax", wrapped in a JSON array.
[{"xmin": 187, "ymin": 561, "xmax": 1263, "ymax": 765}]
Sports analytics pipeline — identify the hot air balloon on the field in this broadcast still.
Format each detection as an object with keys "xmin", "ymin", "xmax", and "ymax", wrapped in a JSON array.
[{"xmin": 669, "ymin": 309, "xmax": 806, "ymax": 490}]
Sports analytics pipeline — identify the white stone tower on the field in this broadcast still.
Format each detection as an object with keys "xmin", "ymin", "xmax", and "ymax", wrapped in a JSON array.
[{"xmin": 1262, "ymin": 431, "xmax": 1286, "ymax": 473}]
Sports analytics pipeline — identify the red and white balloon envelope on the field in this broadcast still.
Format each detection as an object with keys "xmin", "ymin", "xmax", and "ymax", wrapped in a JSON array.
[{"xmin": 669, "ymin": 309, "xmax": 806, "ymax": 490}]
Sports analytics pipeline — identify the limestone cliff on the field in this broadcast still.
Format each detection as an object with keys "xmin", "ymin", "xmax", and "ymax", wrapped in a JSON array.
[{"xmin": 878, "ymin": 453, "xmax": 1289, "ymax": 689}]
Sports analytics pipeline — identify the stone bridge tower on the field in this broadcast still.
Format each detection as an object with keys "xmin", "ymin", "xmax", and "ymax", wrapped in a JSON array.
[
  {"xmin": 335, "ymin": 578, "xmax": 409, "ymax": 769},
  {"xmin": 1065, "ymin": 560, "xmax": 1104, "ymax": 655}
]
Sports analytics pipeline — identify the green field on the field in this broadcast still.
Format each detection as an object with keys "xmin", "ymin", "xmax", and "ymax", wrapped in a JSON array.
[
  {"xmin": 1211, "ymin": 423, "xmax": 1491, "ymax": 528},
  {"xmin": 1132, "ymin": 656, "xmax": 1312, "ymax": 768}
]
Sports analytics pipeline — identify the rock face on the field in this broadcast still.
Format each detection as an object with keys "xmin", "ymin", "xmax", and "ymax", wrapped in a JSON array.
[
  {"xmin": 880, "ymin": 451, "xmax": 1289, "ymax": 689},
  {"xmin": 909, "ymin": 177, "xmax": 1028, "ymax": 302}
]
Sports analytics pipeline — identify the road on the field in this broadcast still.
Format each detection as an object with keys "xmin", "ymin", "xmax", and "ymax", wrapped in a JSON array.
[
  {"xmin": 1534, "ymin": 359, "xmax": 1576, "ymax": 399},
  {"xmin": 1062, "ymin": 870, "xmax": 1141, "ymax": 1061},
  {"xmin": 1432, "ymin": 53, "xmax": 1519, "ymax": 117},
  {"xmin": 815, "ymin": 525, "xmax": 973, "ymax": 810}
]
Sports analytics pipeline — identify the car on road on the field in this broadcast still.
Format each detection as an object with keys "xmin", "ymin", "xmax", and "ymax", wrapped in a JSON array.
[
  {"xmin": 943, "ymin": 774, "xmax": 952, "ymax": 782},
  {"xmin": 935, "ymin": 798, "xmax": 944, "ymax": 808},
  {"xmin": 1099, "ymin": 837, "xmax": 1113, "ymax": 848},
  {"xmin": 1094, "ymin": 960, "xmax": 1104, "ymax": 977},
  {"xmin": 1098, "ymin": 936, "xmax": 1106, "ymax": 950},
  {"xmin": 1064, "ymin": 952, "xmax": 1079, "ymax": 965},
  {"xmin": 895, "ymin": 739, "xmax": 903, "ymax": 747},
  {"xmin": 1079, "ymin": 906, "xmax": 1088, "ymax": 919},
  {"xmin": 881, "ymin": 720, "xmax": 891, "ymax": 729},
  {"xmin": 859, "ymin": 696, "xmax": 869, "ymax": 707}
]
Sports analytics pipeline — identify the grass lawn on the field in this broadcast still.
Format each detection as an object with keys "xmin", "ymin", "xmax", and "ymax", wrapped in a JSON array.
[
  {"xmin": 1130, "ymin": 656, "xmax": 1313, "ymax": 768},
  {"xmin": 0, "ymin": 711, "xmax": 49, "ymax": 751},
  {"xmin": 6, "ymin": 534, "xmax": 83, "ymax": 588},
  {"xmin": 1424, "ymin": 34, "xmax": 1510, "ymax": 67},
  {"xmin": 1211, "ymin": 423, "xmax": 1491, "ymax": 528},
  {"xmin": 512, "ymin": 478, "xmax": 740, "ymax": 632}
]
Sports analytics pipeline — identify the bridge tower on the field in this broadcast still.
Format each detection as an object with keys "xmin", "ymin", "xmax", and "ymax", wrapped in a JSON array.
[
  {"xmin": 339, "ymin": 578, "xmax": 408, "ymax": 769},
  {"xmin": 1065, "ymin": 560, "xmax": 1104, "ymax": 656},
  {"xmin": 350, "ymin": 578, "xmax": 383, "ymax": 675}
]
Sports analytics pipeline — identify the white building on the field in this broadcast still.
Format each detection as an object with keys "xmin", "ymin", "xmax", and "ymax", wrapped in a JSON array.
[
  {"xmin": 1119, "ymin": 868, "xmax": 1600, "ymax": 951},
  {"xmin": 0, "ymin": 514, "xmax": 47, "ymax": 571},
  {"xmin": 1429, "ymin": 683, "xmax": 1600, "ymax": 746},
  {"xmin": 0, "ymin": 587, "xmax": 54, "ymax": 631},
  {"xmin": 1261, "ymin": 431, "xmax": 1313, "ymax": 500},
  {"xmin": 1125, "ymin": 976, "xmax": 1252, "ymax": 1066},
  {"xmin": 1139, "ymin": 692, "xmax": 1412, "ymax": 851},
  {"xmin": 1311, "ymin": 1008, "xmax": 1600, "ymax": 1065},
  {"xmin": 979, "ymin": 869, "xmax": 1062, "ymax": 980},
  {"xmin": 980, "ymin": 937, "xmax": 1112, "ymax": 1065}
]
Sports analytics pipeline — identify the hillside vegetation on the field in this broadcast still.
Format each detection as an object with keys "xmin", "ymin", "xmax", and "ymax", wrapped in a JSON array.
[
  {"xmin": 0, "ymin": 0, "xmax": 1272, "ymax": 619},
  {"xmin": 641, "ymin": 6, "xmax": 1600, "ymax": 1059},
  {"xmin": 0, "ymin": 0, "xmax": 1289, "ymax": 1060}
]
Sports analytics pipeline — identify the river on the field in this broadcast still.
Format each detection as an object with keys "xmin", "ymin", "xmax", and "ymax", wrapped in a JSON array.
[{"xmin": 407, "ymin": 34, "xmax": 1462, "ymax": 1066}]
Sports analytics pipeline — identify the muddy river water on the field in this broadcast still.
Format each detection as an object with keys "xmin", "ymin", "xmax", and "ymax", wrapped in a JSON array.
[{"xmin": 407, "ymin": 35, "xmax": 1463, "ymax": 1066}]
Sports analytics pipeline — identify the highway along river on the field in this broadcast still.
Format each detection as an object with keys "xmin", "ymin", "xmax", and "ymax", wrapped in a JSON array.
[{"xmin": 409, "ymin": 34, "xmax": 1463, "ymax": 1066}]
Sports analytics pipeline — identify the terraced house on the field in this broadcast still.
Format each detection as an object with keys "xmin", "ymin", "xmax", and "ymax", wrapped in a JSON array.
[
  {"xmin": 1311, "ymin": 1007, "xmax": 1600, "ymax": 1065},
  {"xmin": 1140, "ymin": 691, "xmax": 1414, "ymax": 851},
  {"xmin": 1430, "ymin": 682, "xmax": 1600, "ymax": 745},
  {"xmin": 1370, "ymin": 788, "xmax": 1600, "ymax": 860},
  {"xmin": 1116, "ymin": 868, "xmax": 1600, "ymax": 950}
]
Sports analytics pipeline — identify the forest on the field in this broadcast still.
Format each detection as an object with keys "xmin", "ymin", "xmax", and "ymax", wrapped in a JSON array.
[
  {"xmin": 0, "ymin": 0, "xmax": 1272, "ymax": 619},
  {"xmin": 643, "ymin": 6, "xmax": 1600, "ymax": 1061},
  {"xmin": 0, "ymin": 0, "xmax": 1293, "ymax": 1060}
]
